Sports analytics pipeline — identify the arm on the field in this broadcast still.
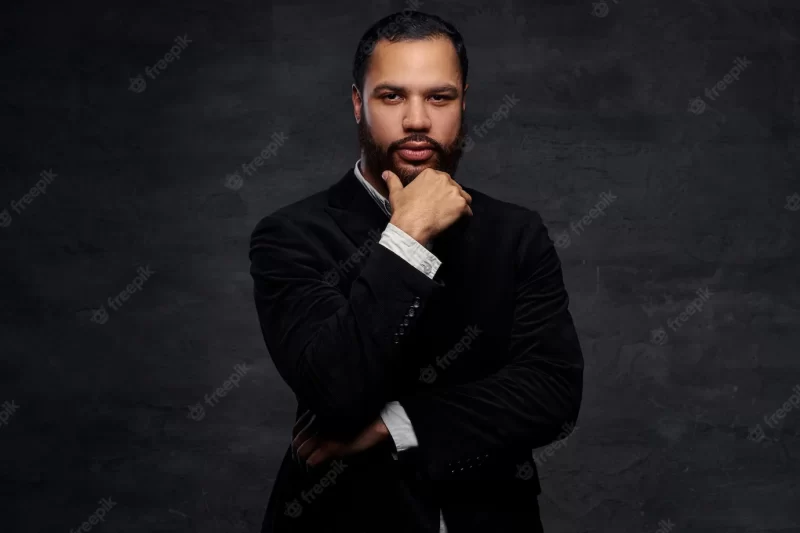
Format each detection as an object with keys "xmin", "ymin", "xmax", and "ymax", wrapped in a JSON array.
[
  {"xmin": 249, "ymin": 213, "xmax": 443, "ymax": 439},
  {"xmin": 394, "ymin": 210, "xmax": 584, "ymax": 480}
]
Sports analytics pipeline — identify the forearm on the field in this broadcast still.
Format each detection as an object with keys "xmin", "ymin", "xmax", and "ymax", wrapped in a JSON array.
[
  {"xmin": 386, "ymin": 210, "xmax": 585, "ymax": 479},
  {"xmin": 398, "ymin": 311, "xmax": 583, "ymax": 478},
  {"xmin": 250, "ymin": 215, "xmax": 442, "ymax": 438}
]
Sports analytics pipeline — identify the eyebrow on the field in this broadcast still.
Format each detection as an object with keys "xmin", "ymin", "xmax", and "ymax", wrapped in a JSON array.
[{"xmin": 371, "ymin": 83, "xmax": 460, "ymax": 97}]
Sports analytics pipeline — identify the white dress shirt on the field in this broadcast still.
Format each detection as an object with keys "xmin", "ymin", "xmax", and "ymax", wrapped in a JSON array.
[{"xmin": 352, "ymin": 159, "xmax": 449, "ymax": 533}]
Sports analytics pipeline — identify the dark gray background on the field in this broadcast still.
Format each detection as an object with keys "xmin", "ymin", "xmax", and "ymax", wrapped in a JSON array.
[{"xmin": 2, "ymin": 0, "xmax": 798, "ymax": 531}]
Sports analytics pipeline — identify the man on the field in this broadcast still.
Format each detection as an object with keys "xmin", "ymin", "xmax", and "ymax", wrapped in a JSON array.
[{"xmin": 249, "ymin": 10, "xmax": 584, "ymax": 533}]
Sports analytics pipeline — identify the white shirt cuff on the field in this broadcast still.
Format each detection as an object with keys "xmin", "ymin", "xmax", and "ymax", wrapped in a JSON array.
[
  {"xmin": 380, "ymin": 401, "xmax": 419, "ymax": 460},
  {"xmin": 379, "ymin": 223, "xmax": 441, "ymax": 279}
]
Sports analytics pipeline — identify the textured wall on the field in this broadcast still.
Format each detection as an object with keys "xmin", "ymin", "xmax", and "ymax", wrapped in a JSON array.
[{"xmin": 2, "ymin": 0, "xmax": 798, "ymax": 531}]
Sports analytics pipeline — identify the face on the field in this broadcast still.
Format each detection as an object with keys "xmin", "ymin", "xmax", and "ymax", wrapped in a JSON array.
[{"xmin": 353, "ymin": 36, "xmax": 468, "ymax": 186}]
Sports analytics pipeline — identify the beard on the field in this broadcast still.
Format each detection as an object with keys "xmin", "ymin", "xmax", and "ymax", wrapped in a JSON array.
[{"xmin": 357, "ymin": 108, "xmax": 468, "ymax": 187}]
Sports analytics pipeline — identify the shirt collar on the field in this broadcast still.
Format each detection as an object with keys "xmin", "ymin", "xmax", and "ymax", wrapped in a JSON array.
[{"xmin": 353, "ymin": 159, "xmax": 392, "ymax": 219}]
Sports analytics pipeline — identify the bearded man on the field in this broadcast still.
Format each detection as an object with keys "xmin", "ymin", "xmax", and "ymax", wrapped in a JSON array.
[{"xmin": 249, "ymin": 10, "xmax": 584, "ymax": 533}]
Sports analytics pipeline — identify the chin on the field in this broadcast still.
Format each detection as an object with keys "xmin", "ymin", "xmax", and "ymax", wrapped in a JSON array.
[{"xmin": 392, "ymin": 153, "xmax": 439, "ymax": 174}]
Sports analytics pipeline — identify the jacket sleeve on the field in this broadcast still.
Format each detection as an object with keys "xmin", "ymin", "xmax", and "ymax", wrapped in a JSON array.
[
  {"xmin": 395, "ymin": 210, "xmax": 584, "ymax": 480},
  {"xmin": 249, "ymin": 213, "xmax": 445, "ymax": 439}
]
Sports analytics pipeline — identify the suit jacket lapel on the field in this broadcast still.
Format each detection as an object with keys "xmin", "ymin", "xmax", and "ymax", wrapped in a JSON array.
[{"xmin": 324, "ymin": 167, "xmax": 390, "ymax": 250}]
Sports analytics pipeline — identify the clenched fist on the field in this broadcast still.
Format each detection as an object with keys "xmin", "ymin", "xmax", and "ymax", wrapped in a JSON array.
[{"xmin": 382, "ymin": 168, "xmax": 472, "ymax": 246}]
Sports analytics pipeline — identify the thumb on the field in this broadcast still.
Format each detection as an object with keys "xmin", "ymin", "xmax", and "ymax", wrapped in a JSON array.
[{"xmin": 382, "ymin": 170, "xmax": 403, "ymax": 195}]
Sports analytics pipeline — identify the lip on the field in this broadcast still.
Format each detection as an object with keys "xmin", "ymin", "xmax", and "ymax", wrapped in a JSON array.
[{"xmin": 396, "ymin": 145, "xmax": 434, "ymax": 162}]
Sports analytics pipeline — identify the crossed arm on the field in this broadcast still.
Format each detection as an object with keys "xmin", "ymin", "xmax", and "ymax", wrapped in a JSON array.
[{"xmin": 249, "ymin": 210, "xmax": 583, "ymax": 479}]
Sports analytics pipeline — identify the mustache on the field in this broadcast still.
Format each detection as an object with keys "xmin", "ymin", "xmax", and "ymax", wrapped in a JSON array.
[{"xmin": 388, "ymin": 135, "xmax": 445, "ymax": 153}]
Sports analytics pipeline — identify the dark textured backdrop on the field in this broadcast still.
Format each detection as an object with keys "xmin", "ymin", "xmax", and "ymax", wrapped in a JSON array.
[{"xmin": 2, "ymin": 0, "xmax": 799, "ymax": 531}]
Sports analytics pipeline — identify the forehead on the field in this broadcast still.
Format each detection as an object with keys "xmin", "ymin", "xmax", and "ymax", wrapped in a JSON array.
[{"xmin": 364, "ymin": 37, "xmax": 461, "ymax": 90}]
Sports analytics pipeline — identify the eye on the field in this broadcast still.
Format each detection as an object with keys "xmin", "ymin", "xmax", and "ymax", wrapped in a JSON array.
[
  {"xmin": 430, "ymin": 95, "xmax": 446, "ymax": 102},
  {"xmin": 383, "ymin": 93, "xmax": 401, "ymax": 102}
]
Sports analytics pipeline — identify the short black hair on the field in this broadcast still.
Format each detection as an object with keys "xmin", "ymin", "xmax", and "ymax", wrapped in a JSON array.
[{"xmin": 352, "ymin": 10, "xmax": 468, "ymax": 96}]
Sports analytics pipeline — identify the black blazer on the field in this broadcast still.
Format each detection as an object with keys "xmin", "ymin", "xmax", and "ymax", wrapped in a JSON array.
[{"xmin": 249, "ymin": 167, "xmax": 584, "ymax": 533}]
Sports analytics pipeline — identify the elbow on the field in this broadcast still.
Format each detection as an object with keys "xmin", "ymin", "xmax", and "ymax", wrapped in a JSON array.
[
  {"xmin": 561, "ymin": 363, "xmax": 584, "ymax": 436},
  {"xmin": 293, "ymin": 333, "xmax": 387, "ymax": 439},
  {"xmin": 291, "ymin": 371, "xmax": 376, "ymax": 439},
  {"xmin": 547, "ymin": 361, "xmax": 583, "ymax": 442}
]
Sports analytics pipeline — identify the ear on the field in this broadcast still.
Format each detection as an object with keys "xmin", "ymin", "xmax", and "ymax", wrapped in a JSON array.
[
  {"xmin": 352, "ymin": 84, "xmax": 363, "ymax": 123},
  {"xmin": 462, "ymin": 83, "xmax": 469, "ymax": 112}
]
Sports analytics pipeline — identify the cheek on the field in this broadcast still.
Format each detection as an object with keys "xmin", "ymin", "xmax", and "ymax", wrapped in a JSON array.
[
  {"xmin": 433, "ymin": 111, "xmax": 463, "ymax": 138},
  {"xmin": 368, "ymin": 117, "xmax": 401, "ymax": 146}
]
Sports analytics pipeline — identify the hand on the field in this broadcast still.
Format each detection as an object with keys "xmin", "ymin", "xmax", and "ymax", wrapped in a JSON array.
[
  {"xmin": 383, "ymin": 168, "xmax": 472, "ymax": 245},
  {"xmin": 291, "ymin": 411, "xmax": 391, "ymax": 469}
]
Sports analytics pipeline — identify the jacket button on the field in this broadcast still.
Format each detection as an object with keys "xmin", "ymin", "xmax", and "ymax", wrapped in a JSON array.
[
  {"xmin": 413, "ymin": 299, "xmax": 420, "ymax": 308},
  {"xmin": 402, "ymin": 318, "xmax": 409, "ymax": 326},
  {"xmin": 407, "ymin": 308, "xmax": 416, "ymax": 317},
  {"xmin": 399, "ymin": 327, "xmax": 405, "ymax": 335}
]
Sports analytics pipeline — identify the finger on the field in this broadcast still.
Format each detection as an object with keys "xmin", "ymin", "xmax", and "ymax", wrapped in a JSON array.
[
  {"xmin": 292, "ymin": 409, "xmax": 314, "ymax": 439},
  {"xmin": 292, "ymin": 427, "xmax": 319, "ymax": 459},
  {"xmin": 382, "ymin": 170, "xmax": 403, "ymax": 195},
  {"xmin": 292, "ymin": 415, "xmax": 318, "ymax": 457},
  {"xmin": 295, "ymin": 430, "xmax": 321, "ymax": 463},
  {"xmin": 293, "ymin": 412, "xmax": 317, "ymax": 443},
  {"xmin": 449, "ymin": 179, "xmax": 471, "ymax": 204},
  {"xmin": 306, "ymin": 442, "xmax": 334, "ymax": 469}
]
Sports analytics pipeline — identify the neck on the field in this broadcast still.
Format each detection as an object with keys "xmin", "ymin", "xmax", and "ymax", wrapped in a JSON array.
[{"xmin": 359, "ymin": 151, "xmax": 390, "ymax": 200}]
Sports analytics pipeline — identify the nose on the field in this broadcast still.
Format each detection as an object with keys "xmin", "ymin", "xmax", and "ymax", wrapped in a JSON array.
[{"xmin": 402, "ymin": 96, "xmax": 431, "ymax": 131}]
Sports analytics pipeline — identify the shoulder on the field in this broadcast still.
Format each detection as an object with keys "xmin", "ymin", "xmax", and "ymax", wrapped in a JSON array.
[
  {"xmin": 249, "ymin": 189, "xmax": 328, "ymax": 241},
  {"xmin": 462, "ymin": 185, "xmax": 549, "ymax": 242}
]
